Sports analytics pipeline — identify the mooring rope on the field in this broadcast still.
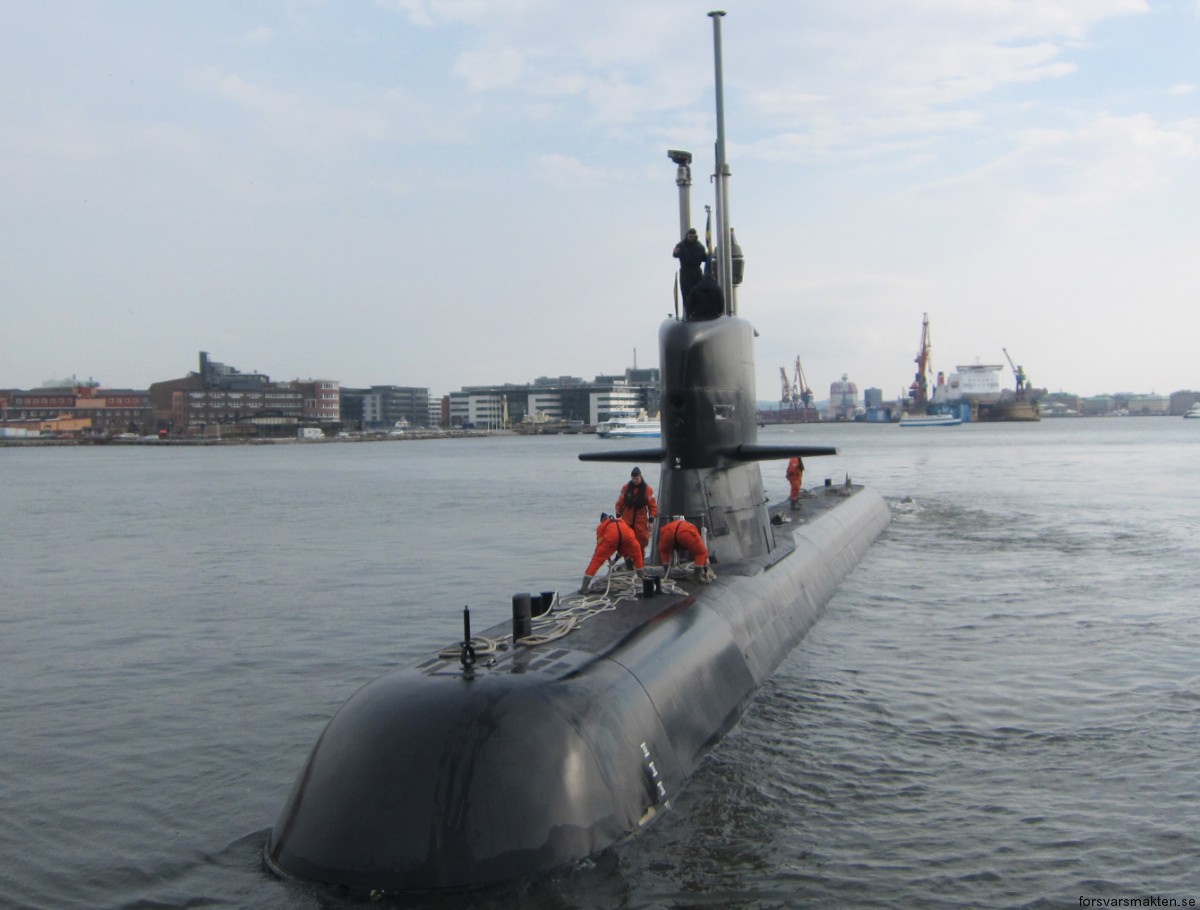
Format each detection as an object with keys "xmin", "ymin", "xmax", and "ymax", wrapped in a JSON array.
[{"xmin": 437, "ymin": 563, "xmax": 694, "ymax": 660}]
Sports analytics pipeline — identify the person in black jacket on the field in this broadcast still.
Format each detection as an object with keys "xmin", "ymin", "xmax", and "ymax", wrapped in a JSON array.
[{"xmin": 672, "ymin": 228, "xmax": 708, "ymax": 305}]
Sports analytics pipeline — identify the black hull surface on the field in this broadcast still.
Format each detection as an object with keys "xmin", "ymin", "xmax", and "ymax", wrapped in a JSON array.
[{"xmin": 265, "ymin": 485, "xmax": 890, "ymax": 892}]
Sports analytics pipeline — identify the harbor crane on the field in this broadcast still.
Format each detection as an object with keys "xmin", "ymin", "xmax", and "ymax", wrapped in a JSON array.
[
  {"xmin": 779, "ymin": 356, "xmax": 814, "ymax": 409},
  {"xmin": 794, "ymin": 356, "xmax": 814, "ymax": 408},
  {"xmin": 779, "ymin": 366, "xmax": 794, "ymax": 408},
  {"xmin": 909, "ymin": 313, "xmax": 932, "ymax": 409},
  {"xmin": 1002, "ymin": 347, "xmax": 1029, "ymax": 393}
]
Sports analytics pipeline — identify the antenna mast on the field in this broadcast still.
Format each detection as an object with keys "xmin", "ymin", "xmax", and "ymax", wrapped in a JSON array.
[{"xmin": 709, "ymin": 10, "xmax": 734, "ymax": 316}]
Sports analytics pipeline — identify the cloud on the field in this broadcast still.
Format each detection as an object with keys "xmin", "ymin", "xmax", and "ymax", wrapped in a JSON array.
[
  {"xmin": 5, "ymin": 108, "xmax": 110, "ymax": 163},
  {"xmin": 383, "ymin": 0, "xmax": 538, "ymax": 28},
  {"xmin": 532, "ymin": 153, "xmax": 614, "ymax": 188},
  {"xmin": 901, "ymin": 0, "xmax": 1149, "ymax": 41},
  {"xmin": 930, "ymin": 112, "xmax": 1199, "ymax": 220},
  {"xmin": 1168, "ymin": 83, "xmax": 1195, "ymax": 96},
  {"xmin": 237, "ymin": 26, "xmax": 276, "ymax": 47},
  {"xmin": 188, "ymin": 69, "xmax": 392, "ymax": 157},
  {"xmin": 452, "ymin": 45, "xmax": 525, "ymax": 92},
  {"xmin": 1015, "ymin": 113, "xmax": 1198, "ymax": 209}
]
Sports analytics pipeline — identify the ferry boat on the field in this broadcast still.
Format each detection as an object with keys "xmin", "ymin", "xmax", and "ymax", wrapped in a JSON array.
[
  {"xmin": 596, "ymin": 409, "xmax": 661, "ymax": 438},
  {"xmin": 899, "ymin": 412, "xmax": 962, "ymax": 427}
]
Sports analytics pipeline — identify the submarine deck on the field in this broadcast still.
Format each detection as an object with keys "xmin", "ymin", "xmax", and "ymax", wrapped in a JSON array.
[
  {"xmin": 265, "ymin": 481, "xmax": 890, "ymax": 893},
  {"xmin": 421, "ymin": 483, "xmax": 864, "ymax": 679}
]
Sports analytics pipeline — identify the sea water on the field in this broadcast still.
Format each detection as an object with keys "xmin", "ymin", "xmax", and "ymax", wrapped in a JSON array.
[{"xmin": 2, "ymin": 418, "xmax": 1198, "ymax": 909}]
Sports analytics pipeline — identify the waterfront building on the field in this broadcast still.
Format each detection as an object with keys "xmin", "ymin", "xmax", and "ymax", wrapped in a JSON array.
[
  {"xmin": 1123, "ymin": 394, "xmax": 1170, "ymax": 416},
  {"xmin": 1081, "ymin": 395, "xmax": 1116, "ymax": 416},
  {"xmin": 446, "ymin": 369, "xmax": 660, "ymax": 429},
  {"xmin": 1169, "ymin": 390, "xmax": 1200, "ymax": 416},
  {"xmin": 149, "ymin": 352, "xmax": 339, "ymax": 436},
  {"xmin": 0, "ymin": 384, "xmax": 154, "ymax": 436},
  {"xmin": 827, "ymin": 374, "xmax": 860, "ymax": 421},
  {"xmin": 448, "ymin": 390, "xmax": 506, "ymax": 430},
  {"xmin": 296, "ymin": 380, "xmax": 341, "ymax": 423},
  {"xmin": 341, "ymin": 386, "xmax": 431, "ymax": 431}
]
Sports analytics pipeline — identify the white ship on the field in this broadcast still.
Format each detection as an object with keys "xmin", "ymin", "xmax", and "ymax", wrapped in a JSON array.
[{"xmin": 596, "ymin": 409, "xmax": 661, "ymax": 438}]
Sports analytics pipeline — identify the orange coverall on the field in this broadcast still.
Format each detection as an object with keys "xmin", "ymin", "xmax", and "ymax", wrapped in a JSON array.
[
  {"xmin": 658, "ymin": 519, "xmax": 709, "ymax": 567},
  {"xmin": 615, "ymin": 480, "xmax": 658, "ymax": 548},
  {"xmin": 786, "ymin": 457, "xmax": 804, "ymax": 501},
  {"xmin": 585, "ymin": 516, "xmax": 645, "ymax": 576}
]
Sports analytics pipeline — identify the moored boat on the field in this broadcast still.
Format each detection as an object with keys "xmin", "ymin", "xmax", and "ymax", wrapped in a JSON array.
[
  {"xmin": 597, "ymin": 409, "xmax": 661, "ymax": 438},
  {"xmin": 899, "ymin": 412, "xmax": 962, "ymax": 427}
]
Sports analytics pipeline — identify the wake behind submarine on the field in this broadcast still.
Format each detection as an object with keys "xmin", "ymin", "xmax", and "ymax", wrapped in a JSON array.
[{"xmin": 265, "ymin": 11, "xmax": 891, "ymax": 895}]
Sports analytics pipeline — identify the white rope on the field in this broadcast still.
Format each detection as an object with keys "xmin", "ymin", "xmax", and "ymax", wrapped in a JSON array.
[{"xmin": 439, "ymin": 564, "xmax": 692, "ymax": 661}]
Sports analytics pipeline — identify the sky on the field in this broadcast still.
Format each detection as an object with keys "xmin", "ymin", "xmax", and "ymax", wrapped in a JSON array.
[{"xmin": 2, "ymin": 1, "xmax": 1198, "ymax": 400}]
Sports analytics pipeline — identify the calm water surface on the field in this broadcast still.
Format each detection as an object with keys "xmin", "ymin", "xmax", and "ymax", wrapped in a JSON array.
[{"xmin": 3, "ymin": 419, "xmax": 1199, "ymax": 909}]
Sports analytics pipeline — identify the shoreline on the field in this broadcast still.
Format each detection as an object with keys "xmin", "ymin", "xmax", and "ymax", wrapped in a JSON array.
[{"xmin": 0, "ymin": 429, "xmax": 511, "ymax": 447}]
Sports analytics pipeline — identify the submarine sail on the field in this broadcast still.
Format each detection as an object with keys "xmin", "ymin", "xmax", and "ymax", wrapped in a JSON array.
[{"xmin": 265, "ymin": 10, "xmax": 891, "ymax": 894}]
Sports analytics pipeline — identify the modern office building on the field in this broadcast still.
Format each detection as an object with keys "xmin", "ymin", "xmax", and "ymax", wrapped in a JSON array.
[
  {"xmin": 446, "ymin": 369, "xmax": 660, "ymax": 429},
  {"xmin": 341, "ymin": 386, "xmax": 432, "ymax": 431}
]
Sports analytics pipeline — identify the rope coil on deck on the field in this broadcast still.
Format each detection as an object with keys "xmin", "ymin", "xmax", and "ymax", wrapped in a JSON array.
[{"xmin": 436, "ymin": 562, "xmax": 695, "ymax": 660}]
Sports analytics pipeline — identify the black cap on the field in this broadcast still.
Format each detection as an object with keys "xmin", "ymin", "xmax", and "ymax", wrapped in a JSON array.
[{"xmin": 631, "ymin": 467, "xmax": 641, "ymax": 476}]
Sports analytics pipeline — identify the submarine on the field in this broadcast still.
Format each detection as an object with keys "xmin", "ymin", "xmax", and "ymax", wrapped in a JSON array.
[{"xmin": 265, "ymin": 11, "xmax": 891, "ymax": 895}]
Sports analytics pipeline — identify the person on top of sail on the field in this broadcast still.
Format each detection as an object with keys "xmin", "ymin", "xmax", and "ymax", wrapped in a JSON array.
[
  {"xmin": 615, "ymin": 466, "xmax": 658, "ymax": 550},
  {"xmin": 581, "ymin": 513, "xmax": 645, "ymax": 594},
  {"xmin": 672, "ymin": 228, "xmax": 708, "ymax": 305},
  {"xmin": 658, "ymin": 516, "xmax": 713, "ymax": 583},
  {"xmin": 786, "ymin": 456, "xmax": 804, "ymax": 510}
]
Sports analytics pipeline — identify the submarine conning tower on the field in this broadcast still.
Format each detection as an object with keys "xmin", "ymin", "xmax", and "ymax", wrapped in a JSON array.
[{"xmin": 657, "ymin": 310, "xmax": 777, "ymax": 564}]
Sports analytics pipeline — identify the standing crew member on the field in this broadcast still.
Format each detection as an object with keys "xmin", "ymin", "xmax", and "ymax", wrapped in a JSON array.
[
  {"xmin": 658, "ymin": 516, "xmax": 713, "ymax": 583},
  {"xmin": 786, "ymin": 456, "xmax": 804, "ymax": 510},
  {"xmin": 581, "ymin": 513, "xmax": 644, "ymax": 594},
  {"xmin": 615, "ymin": 466, "xmax": 658, "ymax": 550},
  {"xmin": 672, "ymin": 228, "xmax": 708, "ymax": 305}
]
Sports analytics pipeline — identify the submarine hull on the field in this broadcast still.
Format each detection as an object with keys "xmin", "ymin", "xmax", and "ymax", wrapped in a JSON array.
[
  {"xmin": 267, "ymin": 11, "xmax": 894, "ymax": 893},
  {"xmin": 265, "ymin": 485, "xmax": 890, "ymax": 892}
]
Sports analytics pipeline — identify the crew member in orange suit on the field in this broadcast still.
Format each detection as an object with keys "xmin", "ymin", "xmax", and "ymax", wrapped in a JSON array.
[
  {"xmin": 581, "ymin": 513, "xmax": 645, "ymax": 594},
  {"xmin": 615, "ymin": 466, "xmax": 658, "ymax": 549},
  {"xmin": 658, "ymin": 516, "xmax": 713, "ymax": 583},
  {"xmin": 786, "ymin": 456, "xmax": 804, "ymax": 510}
]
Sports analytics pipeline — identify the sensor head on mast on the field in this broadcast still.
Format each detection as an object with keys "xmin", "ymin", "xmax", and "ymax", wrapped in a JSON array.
[{"xmin": 667, "ymin": 149, "xmax": 693, "ymax": 166}]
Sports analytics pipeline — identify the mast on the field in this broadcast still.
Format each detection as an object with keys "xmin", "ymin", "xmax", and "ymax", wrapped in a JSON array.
[
  {"xmin": 709, "ymin": 10, "xmax": 734, "ymax": 316},
  {"xmin": 668, "ymin": 149, "xmax": 693, "ymax": 241}
]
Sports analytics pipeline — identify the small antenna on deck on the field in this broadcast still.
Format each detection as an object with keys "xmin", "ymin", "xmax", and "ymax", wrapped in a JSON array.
[{"xmin": 460, "ymin": 606, "xmax": 476, "ymax": 669}]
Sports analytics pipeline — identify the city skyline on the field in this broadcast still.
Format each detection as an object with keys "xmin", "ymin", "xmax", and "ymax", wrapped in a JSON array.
[
  {"xmin": 4, "ymin": 349, "xmax": 1194, "ymax": 404},
  {"xmin": 2, "ymin": 2, "xmax": 1197, "ymax": 399}
]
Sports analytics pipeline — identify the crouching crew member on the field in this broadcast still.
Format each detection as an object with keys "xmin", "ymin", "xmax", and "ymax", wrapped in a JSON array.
[
  {"xmin": 658, "ymin": 516, "xmax": 714, "ymax": 583},
  {"xmin": 615, "ymin": 466, "xmax": 658, "ymax": 549},
  {"xmin": 786, "ymin": 456, "xmax": 804, "ymax": 510},
  {"xmin": 581, "ymin": 513, "xmax": 645, "ymax": 594}
]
